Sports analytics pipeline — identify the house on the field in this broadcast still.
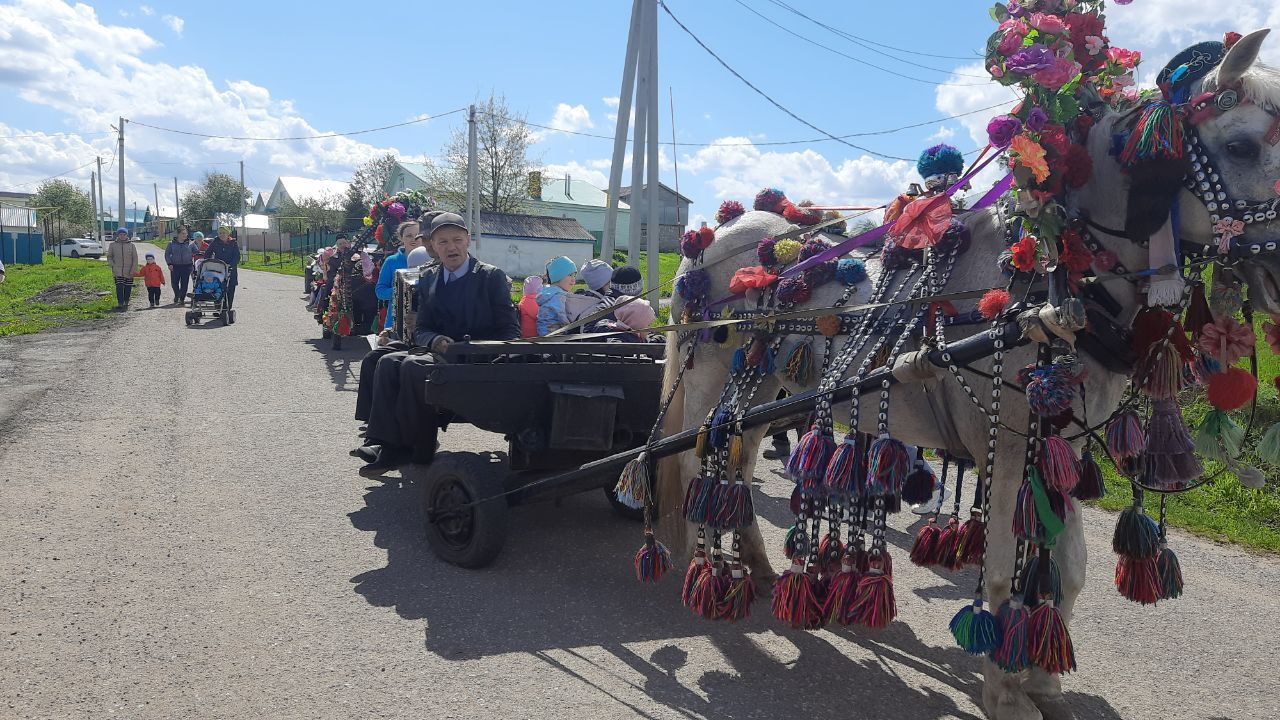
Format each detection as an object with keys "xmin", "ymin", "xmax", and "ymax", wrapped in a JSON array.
[
  {"xmin": 264, "ymin": 177, "xmax": 350, "ymax": 213},
  {"xmin": 0, "ymin": 190, "xmax": 34, "ymax": 207},
  {"xmin": 525, "ymin": 172, "xmax": 631, "ymax": 253},
  {"xmin": 0, "ymin": 204, "xmax": 41, "ymax": 264},
  {"xmin": 471, "ymin": 211, "xmax": 596, "ymax": 278},
  {"xmin": 383, "ymin": 161, "xmax": 431, "ymax": 196},
  {"xmin": 251, "ymin": 191, "xmax": 271, "ymax": 214},
  {"xmin": 619, "ymin": 182, "xmax": 692, "ymax": 253}
]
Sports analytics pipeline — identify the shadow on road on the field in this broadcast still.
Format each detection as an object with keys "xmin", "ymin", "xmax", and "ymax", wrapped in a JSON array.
[
  {"xmin": 347, "ymin": 459, "xmax": 1125, "ymax": 720},
  {"xmin": 303, "ymin": 337, "xmax": 363, "ymax": 393}
]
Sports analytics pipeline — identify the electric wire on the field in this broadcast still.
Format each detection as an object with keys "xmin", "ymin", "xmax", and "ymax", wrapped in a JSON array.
[
  {"xmin": 126, "ymin": 107, "xmax": 468, "ymax": 141},
  {"xmin": 765, "ymin": 0, "xmax": 984, "ymax": 61}
]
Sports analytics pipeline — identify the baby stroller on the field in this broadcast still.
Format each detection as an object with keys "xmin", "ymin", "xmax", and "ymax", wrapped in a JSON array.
[{"xmin": 185, "ymin": 259, "xmax": 234, "ymax": 325}]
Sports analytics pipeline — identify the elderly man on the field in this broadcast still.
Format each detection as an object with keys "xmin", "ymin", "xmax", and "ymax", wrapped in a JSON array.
[{"xmin": 356, "ymin": 212, "xmax": 519, "ymax": 474}]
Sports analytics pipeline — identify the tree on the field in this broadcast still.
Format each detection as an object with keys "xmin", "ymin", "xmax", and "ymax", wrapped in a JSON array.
[
  {"xmin": 426, "ymin": 93, "xmax": 539, "ymax": 213},
  {"xmin": 181, "ymin": 171, "xmax": 251, "ymax": 228},
  {"xmin": 348, "ymin": 153, "xmax": 398, "ymax": 207},
  {"xmin": 30, "ymin": 179, "xmax": 93, "ymax": 243},
  {"xmin": 275, "ymin": 192, "xmax": 346, "ymax": 234}
]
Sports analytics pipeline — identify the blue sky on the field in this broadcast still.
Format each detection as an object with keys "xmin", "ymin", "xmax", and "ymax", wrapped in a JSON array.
[{"xmin": 2, "ymin": 0, "xmax": 1277, "ymax": 227}]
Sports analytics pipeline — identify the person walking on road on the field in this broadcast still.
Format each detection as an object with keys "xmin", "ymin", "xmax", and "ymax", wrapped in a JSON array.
[
  {"xmin": 107, "ymin": 227, "xmax": 138, "ymax": 311},
  {"xmin": 135, "ymin": 253, "xmax": 166, "ymax": 308},
  {"xmin": 205, "ymin": 226, "xmax": 241, "ymax": 310},
  {"xmin": 165, "ymin": 225, "xmax": 195, "ymax": 305}
]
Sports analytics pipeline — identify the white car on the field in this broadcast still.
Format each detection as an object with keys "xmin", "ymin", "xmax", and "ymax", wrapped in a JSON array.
[{"xmin": 52, "ymin": 237, "xmax": 104, "ymax": 259}]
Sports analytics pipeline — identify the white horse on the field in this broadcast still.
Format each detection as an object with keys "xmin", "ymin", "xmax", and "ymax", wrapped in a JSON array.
[{"xmin": 656, "ymin": 30, "xmax": 1280, "ymax": 720}]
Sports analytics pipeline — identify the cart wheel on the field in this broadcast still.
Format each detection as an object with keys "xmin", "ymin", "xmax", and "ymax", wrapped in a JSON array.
[
  {"xmin": 228, "ymin": 309, "xmax": 236, "ymax": 324},
  {"xmin": 220, "ymin": 309, "xmax": 230, "ymax": 325},
  {"xmin": 604, "ymin": 486, "xmax": 646, "ymax": 522},
  {"xmin": 185, "ymin": 313, "xmax": 194, "ymax": 326},
  {"xmin": 422, "ymin": 452, "xmax": 508, "ymax": 569}
]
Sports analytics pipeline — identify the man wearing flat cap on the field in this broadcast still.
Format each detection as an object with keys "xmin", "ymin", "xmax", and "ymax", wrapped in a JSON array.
[{"xmin": 357, "ymin": 212, "xmax": 519, "ymax": 474}]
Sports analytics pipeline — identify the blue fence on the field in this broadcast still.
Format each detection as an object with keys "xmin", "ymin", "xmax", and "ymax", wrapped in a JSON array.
[{"xmin": 0, "ymin": 233, "xmax": 44, "ymax": 264}]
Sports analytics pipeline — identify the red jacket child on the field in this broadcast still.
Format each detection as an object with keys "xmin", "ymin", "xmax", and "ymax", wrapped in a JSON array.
[{"xmin": 518, "ymin": 275, "xmax": 542, "ymax": 337}]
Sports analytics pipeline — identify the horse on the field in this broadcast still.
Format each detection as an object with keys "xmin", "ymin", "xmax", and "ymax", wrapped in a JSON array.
[{"xmin": 654, "ymin": 29, "xmax": 1280, "ymax": 720}]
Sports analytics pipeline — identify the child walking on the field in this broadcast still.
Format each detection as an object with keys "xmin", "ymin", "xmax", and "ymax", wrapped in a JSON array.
[
  {"xmin": 136, "ymin": 253, "xmax": 166, "ymax": 307},
  {"xmin": 536, "ymin": 256, "xmax": 577, "ymax": 335}
]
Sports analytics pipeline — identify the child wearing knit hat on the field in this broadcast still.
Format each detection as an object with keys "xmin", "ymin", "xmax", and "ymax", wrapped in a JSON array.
[
  {"xmin": 519, "ymin": 275, "xmax": 543, "ymax": 338},
  {"xmin": 536, "ymin": 256, "xmax": 577, "ymax": 335}
]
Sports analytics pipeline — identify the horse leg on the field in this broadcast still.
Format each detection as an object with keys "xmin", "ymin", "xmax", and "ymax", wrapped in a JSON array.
[
  {"xmin": 1023, "ymin": 503, "xmax": 1086, "ymax": 720},
  {"xmin": 734, "ymin": 422, "xmax": 778, "ymax": 585}
]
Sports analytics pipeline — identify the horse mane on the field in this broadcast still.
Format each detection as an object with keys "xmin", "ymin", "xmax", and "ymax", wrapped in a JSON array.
[{"xmin": 1203, "ymin": 60, "xmax": 1280, "ymax": 112}]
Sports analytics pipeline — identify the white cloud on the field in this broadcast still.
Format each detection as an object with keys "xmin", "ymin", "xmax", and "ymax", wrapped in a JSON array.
[
  {"xmin": 548, "ymin": 103, "xmax": 594, "ymax": 133},
  {"xmin": 928, "ymin": 125, "xmax": 957, "ymax": 141},
  {"xmin": 680, "ymin": 137, "xmax": 914, "ymax": 210},
  {"xmin": 139, "ymin": 5, "xmax": 154, "ymax": 16},
  {"xmin": 602, "ymin": 96, "xmax": 620, "ymax": 109},
  {"xmin": 540, "ymin": 160, "xmax": 609, "ymax": 189},
  {"xmin": 162, "ymin": 14, "xmax": 183, "ymax": 36},
  {"xmin": 1105, "ymin": 1, "xmax": 1280, "ymax": 82}
]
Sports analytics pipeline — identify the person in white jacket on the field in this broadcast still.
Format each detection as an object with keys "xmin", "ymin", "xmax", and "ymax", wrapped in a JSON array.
[{"xmin": 106, "ymin": 227, "xmax": 139, "ymax": 310}]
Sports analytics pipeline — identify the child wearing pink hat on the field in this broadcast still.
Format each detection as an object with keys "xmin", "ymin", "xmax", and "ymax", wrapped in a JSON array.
[{"xmin": 518, "ymin": 275, "xmax": 542, "ymax": 338}]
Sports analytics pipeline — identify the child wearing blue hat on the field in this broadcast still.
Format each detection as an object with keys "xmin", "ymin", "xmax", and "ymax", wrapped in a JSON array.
[{"xmin": 536, "ymin": 255, "xmax": 577, "ymax": 335}]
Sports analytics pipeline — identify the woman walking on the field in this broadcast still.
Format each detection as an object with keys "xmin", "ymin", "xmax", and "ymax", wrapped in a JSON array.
[{"xmin": 107, "ymin": 227, "xmax": 138, "ymax": 311}]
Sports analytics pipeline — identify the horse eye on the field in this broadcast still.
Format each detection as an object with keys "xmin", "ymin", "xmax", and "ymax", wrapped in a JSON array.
[{"xmin": 1225, "ymin": 139, "xmax": 1261, "ymax": 160}]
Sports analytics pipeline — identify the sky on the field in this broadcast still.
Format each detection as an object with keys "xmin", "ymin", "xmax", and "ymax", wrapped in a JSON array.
[{"xmin": 2, "ymin": 0, "xmax": 1278, "ymax": 229}]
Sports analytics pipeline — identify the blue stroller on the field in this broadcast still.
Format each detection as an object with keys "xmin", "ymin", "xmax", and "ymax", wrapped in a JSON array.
[{"xmin": 185, "ymin": 259, "xmax": 234, "ymax": 325}]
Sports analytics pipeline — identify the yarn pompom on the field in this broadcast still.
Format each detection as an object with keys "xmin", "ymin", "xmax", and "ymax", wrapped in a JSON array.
[
  {"xmin": 754, "ymin": 188, "xmax": 788, "ymax": 213},
  {"xmin": 634, "ymin": 534, "xmax": 673, "ymax": 583},
  {"xmin": 978, "ymin": 288, "xmax": 1012, "ymax": 320},
  {"xmin": 1038, "ymin": 435, "xmax": 1081, "ymax": 492},
  {"xmin": 773, "ymin": 239, "xmax": 802, "ymax": 265},
  {"xmin": 847, "ymin": 567, "xmax": 896, "ymax": 629},
  {"xmin": 784, "ymin": 200, "xmax": 824, "ymax": 225},
  {"xmin": 1205, "ymin": 366, "xmax": 1257, "ymax": 411},
  {"xmin": 1155, "ymin": 543, "xmax": 1183, "ymax": 600},
  {"xmin": 716, "ymin": 199, "xmax": 746, "ymax": 224},
  {"xmin": 1027, "ymin": 604, "xmax": 1076, "ymax": 674},
  {"xmin": 950, "ymin": 601, "xmax": 999, "ymax": 655},
  {"xmin": 756, "ymin": 237, "xmax": 778, "ymax": 266},
  {"xmin": 697, "ymin": 225, "xmax": 715, "ymax": 249},
  {"xmin": 822, "ymin": 210, "xmax": 847, "ymax": 235},
  {"xmin": 680, "ymin": 230, "xmax": 703, "ymax": 259},
  {"xmin": 1105, "ymin": 409, "xmax": 1147, "ymax": 459},
  {"xmin": 1025, "ymin": 364, "xmax": 1077, "ymax": 417},
  {"xmin": 1197, "ymin": 316, "xmax": 1255, "ymax": 364},
  {"xmin": 917, "ymin": 143, "xmax": 965, "ymax": 181},
  {"xmin": 675, "ymin": 269, "xmax": 710, "ymax": 303},
  {"xmin": 776, "ymin": 276, "xmax": 812, "ymax": 305},
  {"xmin": 771, "ymin": 563, "xmax": 822, "ymax": 629},
  {"xmin": 836, "ymin": 258, "xmax": 867, "ymax": 285},
  {"xmin": 901, "ymin": 464, "xmax": 936, "ymax": 506},
  {"xmin": 799, "ymin": 236, "xmax": 832, "ymax": 261}
]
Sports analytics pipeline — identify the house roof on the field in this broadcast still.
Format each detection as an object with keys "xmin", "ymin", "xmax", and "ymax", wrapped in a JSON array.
[
  {"xmin": 396, "ymin": 161, "xmax": 431, "ymax": 184},
  {"xmin": 533, "ymin": 176, "xmax": 628, "ymax": 210},
  {"xmin": 619, "ymin": 181, "xmax": 693, "ymax": 204},
  {"xmin": 479, "ymin": 211, "xmax": 595, "ymax": 241},
  {"xmin": 272, "ymin": 176, "xmax": 350, "ymax": 209}
]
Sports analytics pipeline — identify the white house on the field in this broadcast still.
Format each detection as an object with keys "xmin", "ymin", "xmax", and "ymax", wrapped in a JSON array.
[
  {"xmin": 525, "ymin": 172, "xmax": 630, "ymax": 253},
  {"xmin": 264, "ymin": 177, "xmax": 350, "ymax": 212},
  {"xmin": 471, "ymin": 211, "xmax": 596, "ymax": 278}
]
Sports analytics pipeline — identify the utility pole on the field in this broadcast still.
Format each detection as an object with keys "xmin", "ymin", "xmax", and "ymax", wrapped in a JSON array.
[
  {"xmin": 465, "ymin": 104, "xmax": 479, "ymax": 244},
  {"xmin": 174, "ymin": 177, "xmax": 180, "ymax": 226},
  {"xmin": 625, "ymin": 0, "xmax": 654, "ymax": 268},
  {"xmin": 95, "ymin": 155, "xmax": 104, "ymax": 240},
  {"xmin": 239, "ymin": 160, "xmax": 247, "ymax": 253},
  {"xmin": 90, "ymin": 171, "xmax": 98, "ymax": 243},
  {"xmin": 644, "ymin": 1, "xmax": 660, "ymax": 295},
  {"xmin": 602, "ymin": 0, "xmax": 643, "ymax": 260},
  {"xmin": 153, "ymin": 182, "xmax": 161, "ymax": 237},
  {"xmin": 117, "ymin": 117, "xmax": 126, "ymax": 232}
]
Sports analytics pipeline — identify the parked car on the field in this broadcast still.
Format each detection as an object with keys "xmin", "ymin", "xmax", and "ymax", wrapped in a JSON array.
[{"xmin": 52, "ymin": 237, "xmax": 104, "ymax": 258}]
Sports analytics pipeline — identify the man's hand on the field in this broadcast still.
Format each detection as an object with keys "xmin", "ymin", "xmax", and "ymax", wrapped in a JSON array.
[
  {"xmin": 376, "ymin": 329, "xmax": 393, "ymax": 347},
  {"xmin": 429, "ymin": 335, "xmax": 453, "ymax": 354}
]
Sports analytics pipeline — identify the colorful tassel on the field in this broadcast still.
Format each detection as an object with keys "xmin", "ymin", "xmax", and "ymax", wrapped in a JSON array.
[
  {"xmin": 1072, "ymin": 451, "xmax": 1106, "ymax": 501},
  {"xmin": 1155, "ymin": 543, "xmax": 1183, "ymax": 600},
  {"xmin": 865, "ymin": 435, "xmax": 910, "ymax": 496},
  {"xmin": 1020, "ymin": 554, "xmax": 1062, "ymax": 606},
  {"xmin": 688, "ymin": 563, "xmax": 728, "ymax": 619},
  {"xmin": 682, "ymin": 475, "xmax": 713, "ymax": 523},
  {"xmin": 783, "ymin": 522, "xmax": 805, "ymax": 560},
  {"xmin": 1115, "ymin": 555, "xmax": 1161, "ymax": 605},
  {"xmin": 901, "ymin": 463, "xmax": 936, "ymax": 505},
  {"xmin": 1258, "ymin": 423, "xmax": 1280, "ymax": 466},
  {"xmin": 614, "ymin": 456, "xmax": 649, "ymax": 509},
  {"xmin": 817, "ymin": 534, "xmax": 844, "ymax": 576},
  {"xmin": 1039, "ymin": 435, "xmax": 1082, "ymax": 492},
  {"xmin": 823, "ymin": 433, "xmax": 861, "ymax": 494},
  {"xmin": 712, "ymin": 482, "xmax": 754, "ymax": 530},
  {"xmin": 1143, "ymin": 399, "xmax": 1203, "ymax": 488},
  {"xmin": 847, "ymin": 567, "xmax": 896, "ymax": 629},
  {"xmin": 708, "ymin": 407, "xmax": 733, "ymax": 449},
  {"xmin": 956, "ymin": 510, "xmax": 986, "ymax": 566},
  {"xmin": 719, "ymin": 566, "xmax": 757, "ymax": 621},
  {"xmin": 950, "ymin": 600, "xmax": 1000, "ymax": 655},
  {"xmin": 1119, "ymin": 101, "xmax": 1184, "ymax": 168},
  {"xmin": 771, "ymin": 563, "xmax": 823, "ymax": 629},
  {"xmin": 1112, "ymin": 504, "xmax": 1160, "ymax": 559},
  {"xmin": 1236, "ymin": 464, "xmax": 1267, "ymax": 489},
  {"xmin": 1013, "ymin": 478, "xmax": 1040, "ymax": 542},
  {"xmin": 783, "ymin": 341, "xmax": 813, "ymax": 385},
  {"xmin": 788, "ymin": 426, "xmax": 836, "ymax": 488},
  {"xmin": 1105, "ymin": 410, "xmax": 1147, "ymax": 460},
  {"xmin": 1194, "ymin": 409, "xmax": 1245, "ymax": 462},
  {"xmin": 992, "ymin": 599, "xmax": 1031, "ymax": 673},
  {"xmin": 681, "ymin": 551, "xmax": 706, "ymax": 607},
  {"xmin": 1028, "ymin": 603, "xmax": 1077, "ymax": 674},
  {"xmin": 934, "ymin": 516, "xmax": 964, "ymax": 570},
  {"xmin": 821, "ymin": 559, "xmax": 859, "ymax": 626},
  {"xmin": 634, "ymin": 533, "xmax": 672, "ymax": 583},
  {"xmin": 909, "ymin": 518, "xmax": 941, "ymax": 567}
]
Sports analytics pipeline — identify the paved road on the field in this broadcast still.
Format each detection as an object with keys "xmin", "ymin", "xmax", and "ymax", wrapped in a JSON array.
[{"xmin": 1, "ymin": 266, "xmax": 1276, "ymax": 719}]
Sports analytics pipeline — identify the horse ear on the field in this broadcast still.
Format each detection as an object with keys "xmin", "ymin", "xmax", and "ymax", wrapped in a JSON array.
[
  {"xmin": 1215, "ymin": 28, "xmax": 1270, "ymax": 88},
  {"xmin": 1124, "ymin": 159, "xmax": 1189, "ymax": 239}
]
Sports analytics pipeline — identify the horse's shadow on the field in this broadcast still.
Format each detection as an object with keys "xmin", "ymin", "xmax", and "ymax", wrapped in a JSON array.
[
  {"xmin": 303, "ymin": 337, "xmax": 362, "ymax": 392},
  {"xmin": 348, "ymin": 472, "xmax": 1125, "ymax": 720}
]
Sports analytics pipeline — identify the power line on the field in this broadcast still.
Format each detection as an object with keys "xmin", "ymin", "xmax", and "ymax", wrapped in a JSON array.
[
  {"xmin": 733, "ymin": 0, "xmax": 990, "ymax": 84},
  {"xmin": 12, "ymin": 158, "xmax": 98, "ymax": 189},
  {"xmin": 658, "ymin": 0, "xmax": 912, "ymax": 161},
  {"xmin": 0, "ymin": 130, "xmax": 114, "ymax": 140},
  {"xmin": 765, "ymin": 0, "xmax": 984, "ymax": 61},
  {"xmin": 126, "ymin": 107, "xmax": 468, "ymax": 141}
]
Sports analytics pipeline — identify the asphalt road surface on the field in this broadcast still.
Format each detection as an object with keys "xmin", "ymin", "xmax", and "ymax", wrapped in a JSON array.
[{"xmin": 1, "ymin": 266, "xmax": 1276, "ymax": 719}]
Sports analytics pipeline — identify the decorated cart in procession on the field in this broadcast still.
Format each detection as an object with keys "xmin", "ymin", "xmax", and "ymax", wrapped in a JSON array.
[{"xmin": 420, "ymin": 3, "xmax": 1280, "ymax": 717}]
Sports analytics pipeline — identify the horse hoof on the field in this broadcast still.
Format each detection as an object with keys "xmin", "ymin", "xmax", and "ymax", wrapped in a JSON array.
[
  {"xmin": 1027, "ymin": 694, "xmax": 1074, "ymax": 720},
  {"xmin": 983, "ymin": 688, "xmax": 1043, "ymax": 720},
  {"xmin": 753, "ymin": 571, "xmax": 780, "ymax": 590}
]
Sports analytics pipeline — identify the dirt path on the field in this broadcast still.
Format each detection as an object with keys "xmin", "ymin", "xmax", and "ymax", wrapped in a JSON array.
[{"xmin": 0, "ymin": 266, "xmax": 1275, "ymax": 719}]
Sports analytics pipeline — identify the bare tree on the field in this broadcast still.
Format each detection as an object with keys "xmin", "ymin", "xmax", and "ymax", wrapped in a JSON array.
[
  {"xmin": 426, "ymin": 93, "xmax": 539, "ymax": 214},
  {"xmin": 347, "ymin": 153, "xmax": 398, "ymax": 208}
]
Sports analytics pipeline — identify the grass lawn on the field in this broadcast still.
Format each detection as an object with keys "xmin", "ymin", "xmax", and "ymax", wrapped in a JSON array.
[
  {"xmin": 241, "ymin": 251, "xmax": 307, "ymax": 277},
  {"xmin": 509, "ymin": 251, "xmax": 682, "ymax": 301},
  {"xmin": 0, "ymin": 256, "xmax": 116, "ymax": 337}
]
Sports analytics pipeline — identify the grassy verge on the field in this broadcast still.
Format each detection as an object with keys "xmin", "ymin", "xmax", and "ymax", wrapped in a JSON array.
[
  {"xmin": 0, "ymin": 258, "xmax": 116, "ymax": 337},
  {"xmin": 509, "ymin": 251, "xmax": 682, "ymax": 301},
  {"xmin": 241, "ymin": 252, "xmax": 307, "ymax": 277}
]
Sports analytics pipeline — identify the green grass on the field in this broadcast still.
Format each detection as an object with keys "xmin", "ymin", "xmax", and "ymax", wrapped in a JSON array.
[
  {"xmin": 241, "ymin": 251, "xmax": 307, "ymax": 277},
  {"xmin": 1085, "ymin": 311, "xmax": 1280, "ymax": 553},
  {"xmin": 0, "ymin": 257, "xmax": 116, "ymax": 337}
]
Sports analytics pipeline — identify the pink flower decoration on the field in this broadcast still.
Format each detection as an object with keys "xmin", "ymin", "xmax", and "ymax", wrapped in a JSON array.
[
  {"xmin": 1033, "ymin": 58, "xmax": 1082, "ymax": 91},
  {"xmin": 1273, "ymin": 178, "xmax": 1280, "ymax": 196},
  {"xmin": 1264, "ymin": 320, "xmax": 1280, "ymax": 354},
  {"xmin": 1214, "ymin": 218, "xmax": 1246, "ymax": 253},
  {"xmin": 1084, "ymin": 35, "xmax": 1105, "ymax": 55},
  {"xmin": 1028, "ymin": 12, "xmax": 1067, "ymax": 34},
  {"xmin": 1198, "ymin": 316, "xmax": 1256, "ymax": 364},
  {"xmin": 1092, "ymin": 249, "xmax": 1118, "ymax": 272},
  {"xmin": 997, "ymin": 23, "xmax": 1029, "ymax": 55},
  {"xmin": 1106, "ymin": 47, "xmax": 1141, "ymax": 69}
]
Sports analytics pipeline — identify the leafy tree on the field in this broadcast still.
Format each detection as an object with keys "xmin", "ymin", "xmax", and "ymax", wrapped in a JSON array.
[
  {"xmin": 275, "ymin": 192, "xmax": 346, "ymax": 234},
  {"xmin": 348, "ymin": 153, "xmax": 398, "ymax": 207},
  {"xmin": 30, "ymin": 179, "xmax": 93, "ymax": 243},
  {"xmin": 181, "ymin": 171, "xmax": 251, "ymax": 228},
  {"xmin": 426, "ymin": 93, "xmax": 539, "ymax": 213}
]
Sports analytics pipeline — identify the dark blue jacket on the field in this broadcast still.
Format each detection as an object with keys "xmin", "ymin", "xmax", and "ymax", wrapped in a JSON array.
[
  {"xmin": 206, "ymin": 239, "xmax": 241, "ymax": 286},
  {"xmin": 412, "ymin": 256, "xmax": 519, "ymax": 347}
]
